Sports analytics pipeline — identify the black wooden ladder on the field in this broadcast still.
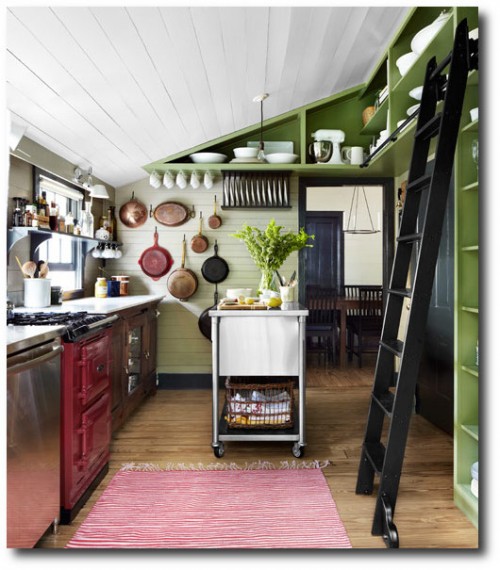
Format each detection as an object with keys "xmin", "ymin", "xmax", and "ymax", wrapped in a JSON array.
[{"xmin": 355, "ymin": 18, "xmax": 478, "ymax": 548}]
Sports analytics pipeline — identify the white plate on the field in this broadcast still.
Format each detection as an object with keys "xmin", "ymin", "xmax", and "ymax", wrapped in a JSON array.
[
  {"xmin": 407, "ymin": 104, "xmax": 420, "ymax": 116},
  {"xmin": 409, "ymin": 86, "xmax": 423, "ymax": 101},
  {"xmin": 396, "ymin": 52, "xmax": 418, "ymax": 77},
  {"xmin": 189, "ymin": 152, "xmax": 227, "ymax": 164},
  {"xmin": 411, "ymin": 11, "xmax": 449, "ymax": 55},
  {"xmin": 265, "ymin": 153, "xmax": 298, "ymax": 164}
]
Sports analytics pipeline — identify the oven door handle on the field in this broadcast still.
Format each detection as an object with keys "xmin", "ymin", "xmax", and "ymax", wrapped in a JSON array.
[{"xmin": 7, "ymin": 344, "xmax": 64, "ymax": 375}]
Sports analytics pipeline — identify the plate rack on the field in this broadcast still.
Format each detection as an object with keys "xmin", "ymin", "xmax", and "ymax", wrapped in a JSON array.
[{"xmin": 221, "ymin": 171, "xmax": 291, "ymax": 209}]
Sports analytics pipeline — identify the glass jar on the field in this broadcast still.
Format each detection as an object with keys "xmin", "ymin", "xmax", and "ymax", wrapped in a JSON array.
[{"xmin": 94, "ymin": 277, "xmax": 108, "ymax": 298}]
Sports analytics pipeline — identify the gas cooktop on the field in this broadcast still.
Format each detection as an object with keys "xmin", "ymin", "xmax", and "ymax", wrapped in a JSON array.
[{"xmin": 7, "ymin": 311, "xmax": 118, "ymax": 341}]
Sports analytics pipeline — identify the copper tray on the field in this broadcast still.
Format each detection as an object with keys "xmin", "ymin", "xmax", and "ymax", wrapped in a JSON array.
[{"xmin": 153, "ymin": 202, "xmax": 195, "ymax": 227}]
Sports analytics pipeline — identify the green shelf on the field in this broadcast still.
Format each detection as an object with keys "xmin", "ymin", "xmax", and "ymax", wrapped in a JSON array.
[
  {"xmin": 461, "ymin": 424, "xmax": 479, "ymax": 441},
  {"xmin": 461, "ymin": 306, "xmax": 479, "ymax": 314},
  {"xmin": 462, "ymin": 119, "xmax": 478, "ymax": 134},
  {"xmin": 461, "ymin": 245, "xmax": 479, "ymax": 252},
  {"xmin": 461, "ymin": 181, "xmax": 478, "ymax": 192},
  {"xmin": 461, "ymin": 364, "xmax": 479, "ymax": 378},
  {"xmin": 360, "ymin": 98, "xmax": 388, "ymax": 135}
]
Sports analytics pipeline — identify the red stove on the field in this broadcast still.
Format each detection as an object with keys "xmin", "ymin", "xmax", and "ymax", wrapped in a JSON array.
[{"xmin": 7, "ymin": 311, "xmax": 118, "ymax": 523}]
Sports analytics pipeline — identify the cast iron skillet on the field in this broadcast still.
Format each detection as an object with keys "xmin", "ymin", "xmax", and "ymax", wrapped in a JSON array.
[
  {"xmin": 201, "ymin": 241, "xmax": 229, "ymax": 284},
  {"xmin": 198, "ymin": 242, "xmax": 230, "ymax": 340},
  {"xmin": 198, "ymin": 287, "xmax": 219, "ymax": 341}
]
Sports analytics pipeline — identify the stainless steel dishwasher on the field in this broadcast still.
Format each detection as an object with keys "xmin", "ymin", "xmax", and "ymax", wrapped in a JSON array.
[{"xmin": 6, "ymin": 329, "xmax": 63, "ymax": 548}]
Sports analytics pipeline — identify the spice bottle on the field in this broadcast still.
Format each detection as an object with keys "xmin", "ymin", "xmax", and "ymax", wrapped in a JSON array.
[
  {"xmin": 94, "ymin": 277, "xmax": 108, "ymax": 298},
  {"xmin": 107, "ymin": 206, "xmax": 117, "ymax": 241}
]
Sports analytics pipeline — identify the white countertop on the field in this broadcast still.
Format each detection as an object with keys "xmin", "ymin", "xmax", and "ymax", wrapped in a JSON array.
[
  {"xmin": 6, "ymin": 325, "xmax": 65, "ymax": 355},
  {"xmin": 13, "ymin": 295, "xmax": 164, "ymax": 315}
]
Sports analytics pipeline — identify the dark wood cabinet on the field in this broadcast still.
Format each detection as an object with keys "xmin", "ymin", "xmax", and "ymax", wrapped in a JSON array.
[{"xmin": 109, "ymin": 300, "xmax": 160, "ymax": 432}]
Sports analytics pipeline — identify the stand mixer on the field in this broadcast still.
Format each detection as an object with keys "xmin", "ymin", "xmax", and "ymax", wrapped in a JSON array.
[{"xmin": 310, "ymin": 129, "xmax": 345, "ymax": 164}]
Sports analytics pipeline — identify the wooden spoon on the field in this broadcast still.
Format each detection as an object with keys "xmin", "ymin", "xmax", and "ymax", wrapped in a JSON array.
[
  {"xmin": 22, "ymin": 261, "xmax": 37, "ymax": 278},
  {"xmin": 15, "ymin": 256, "xmax": 30, "ymax": 278},
  {"xmin": 39, "ymin": 262, "xmax": 49, "ymax": 278}
]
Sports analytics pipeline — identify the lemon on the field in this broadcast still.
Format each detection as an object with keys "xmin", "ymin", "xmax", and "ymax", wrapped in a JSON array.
[
  {"xmin": 267, "ymin": 297, "xmax": 282, "ymax": 308},
  {"xmin": 245, "ymin": 297, "xmax": 254, "ymax": 305}
]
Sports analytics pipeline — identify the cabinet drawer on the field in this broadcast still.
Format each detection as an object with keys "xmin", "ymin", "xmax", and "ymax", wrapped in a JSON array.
[{"xmin": 75, "ymin": 392, "xmax": 111, "ymax": 474}]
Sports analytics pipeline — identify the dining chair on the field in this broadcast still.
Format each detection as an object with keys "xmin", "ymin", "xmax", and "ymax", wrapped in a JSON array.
[
  {"xmin": 347, "ymin": 286, "xmax": 383, "ymax": 367},
  {"xmin": 305, "ymin": 286, "xmax": 338, "ymax": 366}
]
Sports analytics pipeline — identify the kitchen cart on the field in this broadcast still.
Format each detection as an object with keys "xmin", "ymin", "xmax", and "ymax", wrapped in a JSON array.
[{"xmin": 209, "ymin": 303, "xmax": 308, "ymax": 458}]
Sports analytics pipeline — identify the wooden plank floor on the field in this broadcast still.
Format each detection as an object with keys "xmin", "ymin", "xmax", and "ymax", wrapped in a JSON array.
[{"xmin": 38, "ymin": 358, "xmax": 478, "ymax": 550}]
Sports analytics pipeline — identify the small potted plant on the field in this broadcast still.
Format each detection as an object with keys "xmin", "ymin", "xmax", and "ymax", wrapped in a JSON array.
[{"xmin": 231, "ymin": 219, "xmax": 314, "ymax": 294}]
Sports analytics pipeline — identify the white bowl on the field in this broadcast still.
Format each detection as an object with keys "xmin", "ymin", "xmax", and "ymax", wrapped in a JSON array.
[
  {"xmin": 396, "ymin": 52, "xmax": 418, "ymax": 77},
  {"xmin": 407, "ymin": 104, "xmax": 420, "ymax": 116},
  {"xmin": 265, "ymin": 153, "xmax": 299, "ymax": 164},
  {"xmin": 226, "ymin": 288, "xmax": 253, "ymax": 300},
  {"xmin": 470, "ymin": 107, "xmax": 478, "ymax": 122},
  {"xmin": 409, "ymin": 86, "xmax": 423, "ymax": 101},
  {"xmin": 189, "ymin": 152, "xmax": 227, "ymax": 164},
  {"xmin": 233, "ymin": 147, "xmax": 258, "ymax": 158},
  {"xmin": 411, "ymin": 11, "xmax": 449, "ymax": 55}
]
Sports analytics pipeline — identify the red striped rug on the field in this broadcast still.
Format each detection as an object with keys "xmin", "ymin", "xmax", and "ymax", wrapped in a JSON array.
[{"xmin": 66, "ymin": 464, "xmax": 351, "ymax": 549}]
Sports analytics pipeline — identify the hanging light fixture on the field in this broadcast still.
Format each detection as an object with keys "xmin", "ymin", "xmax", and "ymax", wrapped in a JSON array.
[
  {"xmin": 253, "ymin": 92, "xmax": 269, "ymax": 161},
  {"xmin": 344, "ymin": 185, "xmax": 380, "ymax": 234}
]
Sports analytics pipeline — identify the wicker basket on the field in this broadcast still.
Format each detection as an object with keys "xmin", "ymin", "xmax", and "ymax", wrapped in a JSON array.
[
  {"xmin": 362, "ymin": 105, "xmax": 376, "ymax": 126},
  {"xmin": 225, "ymin": 377, "xmax": 294, "ymax": 429}
]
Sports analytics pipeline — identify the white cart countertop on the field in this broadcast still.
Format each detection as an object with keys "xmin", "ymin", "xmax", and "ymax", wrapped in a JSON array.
[{"xmin": 209, "ymin": 302, "xmax": 308, "ymax": 317}]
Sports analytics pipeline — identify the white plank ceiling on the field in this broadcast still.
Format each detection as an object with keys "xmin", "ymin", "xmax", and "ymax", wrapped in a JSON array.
[{"xmin": 6, "ymin": 6, "xmax": 408, "ymax": 188}]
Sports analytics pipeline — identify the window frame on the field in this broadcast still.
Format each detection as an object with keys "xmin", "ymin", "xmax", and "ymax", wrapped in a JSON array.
[{"xmin": 31, "ymin": 167, "xmax": 86, "ymax": 297}]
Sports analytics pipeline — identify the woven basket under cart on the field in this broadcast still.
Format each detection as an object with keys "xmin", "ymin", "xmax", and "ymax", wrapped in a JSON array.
[{"xmin": 225, "ymin": 377, "xmax": 294, "ymax": 429}]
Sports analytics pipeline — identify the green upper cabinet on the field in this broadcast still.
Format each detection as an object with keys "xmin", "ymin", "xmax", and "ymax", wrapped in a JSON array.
[{"xmin": 143, "ymin": 6, "xmax": 477, "ymax": 181}]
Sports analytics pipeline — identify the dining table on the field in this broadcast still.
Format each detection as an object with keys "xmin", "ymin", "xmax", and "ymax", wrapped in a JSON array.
[{"xmin": 336, "ymin": 295, "xmax": 383, "ymax": 367}]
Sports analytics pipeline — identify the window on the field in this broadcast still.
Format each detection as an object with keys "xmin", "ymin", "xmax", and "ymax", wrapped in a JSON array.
[{"xmin": 32, "ymin": 167, "xmax": 85, "ymax": 293}]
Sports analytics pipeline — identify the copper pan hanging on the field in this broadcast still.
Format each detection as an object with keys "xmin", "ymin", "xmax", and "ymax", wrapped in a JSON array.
[
  {"xmin": 154, "ymin": 201, "xmax": 195, "ymax": 227},
  {"xmin": 119, "ymin": 192, "xmax": 148, "ymax": 228}
]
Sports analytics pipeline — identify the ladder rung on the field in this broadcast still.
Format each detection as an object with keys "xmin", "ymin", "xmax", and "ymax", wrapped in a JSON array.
[
  {"xmin": 388, "ymin": 288, "xmax": 412, "ymax": 298},
  {"xmin": 380, "ymin": 339, "xmax": 404, "ymax": 357},
  {"xmin": 407, "ymin": 174, "xmax": 432, "ymax": 193},
  {"xmin": 372, "ymin": 391, "xmax": 395, "ymax": 417},
  {"xmin": 364, "ymin": 442, "xmax": 386, "ymax": 475},
  {"xmin": 397, "ymin": 233, "xmax": 422, "ymax": 244},
  {"xmin": 430, "ymin": 51, "xmax": 452, "ymax": 80},
  {"xmin": 415, "ymin": 113, "xmax": 442, "ymax": 140}
]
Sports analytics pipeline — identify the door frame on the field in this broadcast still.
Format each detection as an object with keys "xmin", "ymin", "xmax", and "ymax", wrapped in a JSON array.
[{"xmin": 298, "ymin": 176, "xmax": 395, "ymax": 304}]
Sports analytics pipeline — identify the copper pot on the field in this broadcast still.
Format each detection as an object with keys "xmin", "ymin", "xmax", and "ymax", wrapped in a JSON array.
[
  {"xmin": 119, "ymin": 192, "xmax": 148, "ymax": 228},
  {"xmin": 167, "ymin": 236, "xmax": 198, "ymax": 301},
  {"xmin": 191, "ymin": 212, "xmax": 209, "ymax": 253}
]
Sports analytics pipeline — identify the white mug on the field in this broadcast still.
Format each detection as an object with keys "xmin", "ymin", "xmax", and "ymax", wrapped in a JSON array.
[
  {"xmin": 149, "ymin": 170, "xmax": 162, "ymax": 189},
  {"xmin": 176, "ymin": 171, "xmax": 187, "ymax": 189},
  {"xmin": 204, "ymin": 171, "xmax": 214, "ymax": 189},
  {"xmin": 342, "ymin": 146, "xmax": 365, "ymax": 165},
  {"xmin": 190, "ymin": 171, "xmax": 201, "ymax": 189},
  {"xmin": 163, "ymin": 171, "xmax": 175, "ymax": 189}
]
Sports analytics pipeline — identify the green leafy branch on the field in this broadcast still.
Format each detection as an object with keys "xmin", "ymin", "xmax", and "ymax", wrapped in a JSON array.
[{"xmin": 231, "ymin": 219, "xmax": 314, "ymax": 271}]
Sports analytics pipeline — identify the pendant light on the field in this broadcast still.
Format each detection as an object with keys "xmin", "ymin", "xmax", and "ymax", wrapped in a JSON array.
[
  {"xmin": 344, "ymin": 185, "xmax": 380, "ymax": 234},
  {"xmin": 253, "ymin": 92, "xmax": 269, "ymax": 161}
]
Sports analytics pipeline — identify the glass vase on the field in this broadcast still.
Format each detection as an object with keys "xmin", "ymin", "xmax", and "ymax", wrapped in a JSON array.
[{"xmin": 258, "ymin": 269, "xmax": 276, "ymax": 294}]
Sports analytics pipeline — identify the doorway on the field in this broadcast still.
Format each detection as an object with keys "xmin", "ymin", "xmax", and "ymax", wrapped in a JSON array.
[{"xmin": 298, "ymin": 177, "xmax": 395, "ymax": 305}]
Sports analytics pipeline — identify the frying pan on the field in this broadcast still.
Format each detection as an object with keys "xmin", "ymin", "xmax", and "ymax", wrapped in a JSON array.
[
  {"xmin": 167, "ymin": 235, "xmax": 198, "ymax": 301},
  {"xmin": 119, "ymin": 192, "xmax": 148, "ymax": 228},
  {"xmin": 191, "ymin": 212, "xmax": 209, "ymax": 253},
  {"xmin": 198, "ymin": 286, "xmax": 219, "ymax": 341},
  {"xmin": 208, "ymin": 195, "xmax": 222, "ymax": 229},
  {"xmin": 138, "ymin": 227, "xmax": 174, "ymax": 281},
  {"xmin": 201, "ymin": 240, "xmax": 229, "ymax": 284},
  {"xmin": 154, "ymin": 201, "xmax": 195, "ymax": 227}
]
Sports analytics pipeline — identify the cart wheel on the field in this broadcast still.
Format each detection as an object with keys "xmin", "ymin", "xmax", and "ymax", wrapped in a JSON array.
[
  {"xmin": 292, "ymin": 443, "xmax": 305, "ymax": 458},
  {"xmin": 213, "ymin": 443, "xmax": 225, "ymax": 458}
]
